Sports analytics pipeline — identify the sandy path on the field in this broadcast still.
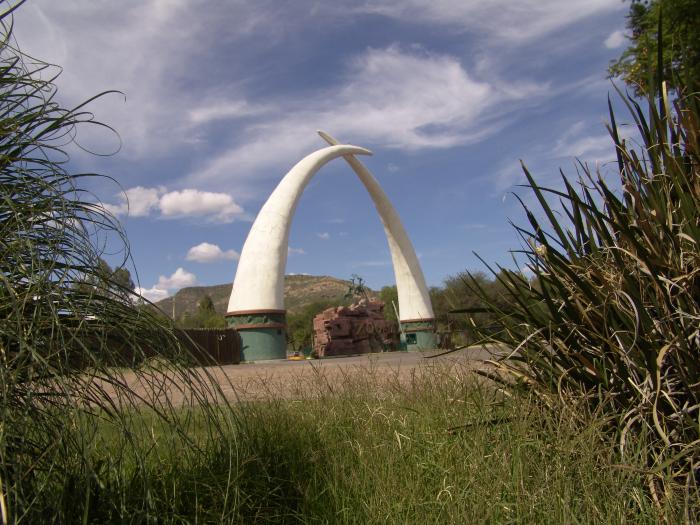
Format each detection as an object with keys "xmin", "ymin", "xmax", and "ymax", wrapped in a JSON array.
[{"xmin": 99, "ymin": 346, "xmax": 506, "ymax": 407}]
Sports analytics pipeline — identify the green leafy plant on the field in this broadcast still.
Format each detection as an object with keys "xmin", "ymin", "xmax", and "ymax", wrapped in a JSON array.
[
  {"xmin": 608, "ymin": 0, "xmax": 700, "ymax": 96},
  {"xmin": 463, "ymin": 82, "xmax": 700, "ymax": 509},
  {"xmin": 178, "ymin": 295, "xmax": 226, "ymax": 328},
  {"xmin": 0, "ymin": 3, "xmax": 234, "ymax": 521}
]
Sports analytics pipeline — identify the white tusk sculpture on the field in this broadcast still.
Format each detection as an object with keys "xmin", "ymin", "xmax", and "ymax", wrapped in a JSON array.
[
  {"xmin": 317, "ymin": 131, "xmax": 435, "ymax": 325},
  {"xmin": 228, "ymin": 144, "xmax": 371, "ymax": 313},
  {"xmin": 227, "ymin": 140, "xmax": 436, "ymax": 361}
]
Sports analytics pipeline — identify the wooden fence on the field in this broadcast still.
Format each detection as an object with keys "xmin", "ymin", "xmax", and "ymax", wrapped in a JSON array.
[{"xmin": 175, "ymin": 328, "xmax": 241, "ymax": 365}]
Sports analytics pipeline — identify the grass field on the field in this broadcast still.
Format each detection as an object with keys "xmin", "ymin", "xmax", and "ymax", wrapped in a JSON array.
[{"xmin": 46, "ymin": 360, "xmax": 677, "ymax": 524}]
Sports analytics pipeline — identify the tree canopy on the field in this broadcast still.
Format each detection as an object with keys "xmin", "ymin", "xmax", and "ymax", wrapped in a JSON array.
[
  {"xmin": 178, "ymin": 295, "xmax": 226, "ymax": 328},
  {"xmin": 608, "ymin": 0, "xmax": 700, "ymax": 95}
]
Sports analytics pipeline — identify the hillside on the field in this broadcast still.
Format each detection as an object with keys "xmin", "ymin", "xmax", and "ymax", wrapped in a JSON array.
[{"xmin": 156, "ymin": 274, "xmax": 371, "ymax": 319}]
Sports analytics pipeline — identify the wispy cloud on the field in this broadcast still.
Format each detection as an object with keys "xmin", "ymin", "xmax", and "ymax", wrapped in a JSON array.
[
  {"xmin": 317, "ymin": 232, "xmax": 331, "ymax": 240},
  {"xmin": 551, "ymin": 121, "xmax": 615, "ymax": 163},
  {"xmin": 186, "ymin": 45, "xmax": 549, "ymax": 189},
  {"xmin": 288, "ymin": 247, "xmax": 306, "ymax": 256},
  {"xmin": 14, "ymin": 1, "xmax": 306, "ymax": 161},
  {"xmin": 354, "ymin": 0, "xmax": 624, "ymax": 43},
  {"xmin": 188, "ymin": 99, "xmax": 271, "ymax": 125}
]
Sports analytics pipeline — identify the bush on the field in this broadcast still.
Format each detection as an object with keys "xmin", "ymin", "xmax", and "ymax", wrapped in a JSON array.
[
  {"xmin": 467, "ymin": 83, "xmax": 700, "ymax": 507},
  {"xmin": 0, "ymin": 3, "xmax": 231, "ymax": 520}
]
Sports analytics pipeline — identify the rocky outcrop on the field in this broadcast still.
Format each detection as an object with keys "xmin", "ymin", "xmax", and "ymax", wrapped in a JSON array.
[{"xmin": 312, "ymin": 299, "xmax": 398, "ymax": 357}]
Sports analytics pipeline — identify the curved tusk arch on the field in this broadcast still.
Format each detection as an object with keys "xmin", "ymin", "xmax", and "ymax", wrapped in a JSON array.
[
  {"xmin": 317, "ymin": 131, "xmax": 434, "ymax": 322},
  {"xmin": 228, "ymin": 144, "xmax": 372, "ymax": 313}
]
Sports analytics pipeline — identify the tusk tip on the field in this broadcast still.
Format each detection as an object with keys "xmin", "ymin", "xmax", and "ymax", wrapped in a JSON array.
[
  {"xmin": 347, "ymin": 145, "xmax": 372, "ymax": 156},
  {"xmin": 317, "ymin": 130, "xmax": 335, "ymax": 143}
]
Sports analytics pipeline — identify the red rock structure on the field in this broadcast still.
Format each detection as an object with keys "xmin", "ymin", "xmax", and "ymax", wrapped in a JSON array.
[{"xmin": 312, "ymin": 299, "xmax": 399, "ymax": 358}]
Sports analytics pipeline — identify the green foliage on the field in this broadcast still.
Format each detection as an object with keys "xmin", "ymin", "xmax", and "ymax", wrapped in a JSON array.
[
  {"xmin": 0, "ymin": 4, "xmax": 232, "ymax": 521},
  {"xmin": 609, "ymin": 0, "xmax": 700, "ymax": 95},
  {"xmin": 65, "ymin": 367, "xmax": 675, "ymax": 522},
  {"xmin": 344, "ymin": 273, "xmax": 370, "ymax": 301},
  {"xmin": 467, "ymin": 84, "xmax": 700, "ymax": 503},
  {"xmin": 178, "ymin": 294, "xmax": 226, "ymax": 328},
  {"xmin": 429, "ymin": 271, "xmax": 520, "ymax": 347},
  {"xmin": 75, "ymin": 257, "xmax": 135, "ymax": 303},
  {"xmin": 286, "ymin": 299, "xmax": 344, "ymax": 352},
  {"xmin": 378, "ymin": 284, "xmax": 399, "ymax": 322}
]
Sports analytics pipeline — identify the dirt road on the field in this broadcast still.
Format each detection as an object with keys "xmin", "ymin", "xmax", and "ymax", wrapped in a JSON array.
[
  {"xmin": 200, "ymin": 346, "xmax": 505, "ymax": 402},
  {"xmin": 101, "ymin": 346, "xmax": 506, "ymax": 407}
]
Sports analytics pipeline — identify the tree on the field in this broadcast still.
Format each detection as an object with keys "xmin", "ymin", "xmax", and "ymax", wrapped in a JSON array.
[
  {"xmin": 608, "ymin": 0, "xmax": 700, "ymax": 95},
  {"xmin": 344, "ymin": 274, "xmax": 370, "ymax": 301},
  {"xmin": 75, "ymin": 257, "xmax": 135, "ymax": 302},
  {"xmin": 286, "ymin": 299, "xmax": 340, "ymax": 353},
  {"xmin": 112, "ymin": 267, "xmax": 135, "ymax": 294},
  {"xmin": 0, "ymin": 2, "xmax": 222, "ymax": 519},
  {"xmin": 378, "ymin": 285, "xmax": 399, "ymax": 323},
  {"xmin": 179, "ymin": 295, "xmax": 226, "ymax": 328}
]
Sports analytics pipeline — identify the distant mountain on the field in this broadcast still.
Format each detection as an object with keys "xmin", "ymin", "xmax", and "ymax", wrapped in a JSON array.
[{"xmin": 155, "ymin": 274, "xmax": 371, "ymax": 319}]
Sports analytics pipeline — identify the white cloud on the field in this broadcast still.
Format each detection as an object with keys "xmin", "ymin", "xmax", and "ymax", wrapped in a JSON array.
[
  {"xmin": 157, "ymin": 267, "xmax": 197, "ymax": 289},
  {"xmin": 16, "ymin": 1, "xmax": 625, "ymax": 209},
  {"xmin": 386, "ymin": 163, "xmax": 399, "ymax": 173},
  {"xmin": 159, "ymin": 189, "xmax": 244, "ymax": 222},
  {"xmin": 288, "ymin": 247, "xmax": 306, "ymax": 256},
  {"xmin": 604, "ymin": 29, "xmax": 626, "ymax": 49},
  {"xmin": 102, "ymin": 186, "xmax": 162, "ymax": 217},
  {"xmin": 104, "ymin": 187, "xmax": 244, "ymax": 223},
  {"xmin": 136, "ymin": 267, "xmax": 197, "ymax": 302},
  {"xmin": 134, "ymin": 285, "xmax": 170, "ymax": 303},
  {"xmin": 156, "ymin": 267, "xmax": 197, "ymax": 290},
  {"xmin": 186, "ymin": 242, "xmax": 240, "ymax": 263},
  {"xmin": 317, "ymin": 232, "xmax": 330, "ymax": 240},
  {"xmin": 355, "ymin": 0, "xmax": 624, "ymax": 43},
  {"xmin": 187, "ymin": 45, "xmax": 549, "ymax": 187}
]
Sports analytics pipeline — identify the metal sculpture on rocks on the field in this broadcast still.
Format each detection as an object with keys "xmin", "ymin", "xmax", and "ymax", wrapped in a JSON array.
[{"xmin": 226, "ymin": 132, "xmax": 436, "ymax": 361}]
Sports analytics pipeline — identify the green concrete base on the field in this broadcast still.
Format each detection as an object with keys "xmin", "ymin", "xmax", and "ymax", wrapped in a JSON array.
[
  {"xmin": 400, "ymin": 319, "xmax": 437, "ymax": 351},
  {"xmin": 226, "ymin": 310, "xmax": 287, "ymax": 361}
]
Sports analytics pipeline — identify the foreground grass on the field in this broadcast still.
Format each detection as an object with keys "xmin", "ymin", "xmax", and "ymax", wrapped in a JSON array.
[{"xmin": 47, "ymin": 362, "xmax": 679, "ymax": 524}]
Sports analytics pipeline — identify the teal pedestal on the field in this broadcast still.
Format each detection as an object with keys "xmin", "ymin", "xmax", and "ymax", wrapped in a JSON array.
[
  {"xmin": 400, "ymin": 319, "xmax": 436, "ymax": 351},
  {"xmin": 226, "ymin": 310, "xmax": 287, "ymax": 362}
]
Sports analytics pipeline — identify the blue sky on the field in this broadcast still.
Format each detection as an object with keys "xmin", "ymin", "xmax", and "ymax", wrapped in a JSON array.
[{"xmin": 15, "ymin": 1, "xmax": 632, "ymax": 301}]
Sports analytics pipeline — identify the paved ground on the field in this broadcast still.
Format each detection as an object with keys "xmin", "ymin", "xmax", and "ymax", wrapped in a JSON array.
[{"xmin": 103, "ymin": 346, "xmax": 507, "ymax": 406}]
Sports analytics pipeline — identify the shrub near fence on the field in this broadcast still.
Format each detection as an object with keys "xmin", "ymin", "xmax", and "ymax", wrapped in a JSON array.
[{"xmin": 175, "ymin": 328, "xmax": 241, "ymax": 365}]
